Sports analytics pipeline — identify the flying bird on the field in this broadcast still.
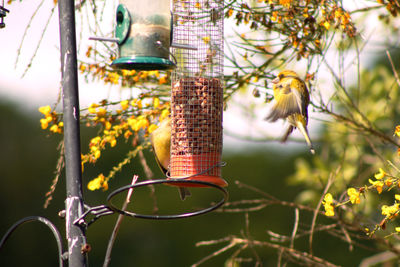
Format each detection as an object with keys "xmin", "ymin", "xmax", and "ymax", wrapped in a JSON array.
[{"xmin": 266, "ymin": 70, "xmax": 315, "ymax": 154}]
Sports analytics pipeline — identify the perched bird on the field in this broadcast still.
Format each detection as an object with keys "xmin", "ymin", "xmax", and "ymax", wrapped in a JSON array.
[
  {"xmin": 150, "ymin": 117, "xmax": 191, "ymax": 200},
  {"xmin": 266, "ymin": 70, "xmax": 315, "ymax": 154}
]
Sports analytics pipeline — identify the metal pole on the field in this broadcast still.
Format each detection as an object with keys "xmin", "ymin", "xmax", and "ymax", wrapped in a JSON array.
[{"xmin": 58, "ymin": 0, "xmax": 87, "ymax": 266}]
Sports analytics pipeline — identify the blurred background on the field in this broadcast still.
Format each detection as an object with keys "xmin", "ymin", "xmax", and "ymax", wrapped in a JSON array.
[{"xmin": 0, "ymin": 0, "xmax": 398, "ymax": 266}]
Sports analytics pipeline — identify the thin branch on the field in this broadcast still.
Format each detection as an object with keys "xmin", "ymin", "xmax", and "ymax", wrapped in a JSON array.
[
  {"xmin": 386, "ymin": 50, "xmax": 400, "ymax": 88},
  {"xmin": 21, "ymin": 4, "xmax": 57, "ymax": 78},
  {"xmin": 103, "ymin": 175, "xmax": 138, "ymax": 267},
  {"xmin": 290, "ymin": 208, "xmax": 299, "ymax": 250},
  {"xmin": 195, "ymin": 236, "xmax": 340, "ymax": 267},
  {"xmin": 44, "ymin": 141, "xmax": 64, "ymax": 208},
  {"xmin": 14, "ymin": 0, "xmax": 46, "ymax": 69},
  {"xmin": 309, "ymin": 166, "xmax": 338, "ymax": 255}
]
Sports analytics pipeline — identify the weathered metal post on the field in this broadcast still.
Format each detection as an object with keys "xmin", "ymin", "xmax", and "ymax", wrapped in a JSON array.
[{"xmin": 58, "ymin": 0, "xmax": 87, "ymax": 266}]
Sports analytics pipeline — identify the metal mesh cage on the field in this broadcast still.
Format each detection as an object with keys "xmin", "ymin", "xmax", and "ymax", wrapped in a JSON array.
[{"xmin": 170, "ymin": 0, "xmax": 225, "ymax": 187}]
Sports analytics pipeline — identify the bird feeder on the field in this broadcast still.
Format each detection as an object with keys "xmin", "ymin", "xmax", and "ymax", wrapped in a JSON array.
[
  {"xmin": 111, "ymin": 0, "xmax": 175, "ymax": 70},
  {"xmin": 0, "ymin": 1, "xmax": 9, "ymax": 29},
  {"xmin": 169, "ymin": 0, "xmax": 226, "ymax": 188}
]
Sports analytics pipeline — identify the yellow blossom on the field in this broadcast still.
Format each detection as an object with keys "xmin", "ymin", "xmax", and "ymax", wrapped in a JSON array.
[
  {"xmin": 96, "ymin": 108, "xmax": 107, "ymax": 117},
  {"xmin": 153, "ymin": 98, "xmax": 160, "ymax": 109},
  {"xmin": 381, "ymin": 203, "xmax": 400, "ymax": 217},
  {"xmin": 396, "ymin": 227, "xmax": 400, "ymax": 232},
  {"xmin": 347, "ymin": 188, "xmax": 361, "ymax": 204},
  {"xmin": 136, "ymin": 99, "xmax": 142, "ymax": 109},
  {"xmin": 159, "ymin": 75, "xmax": 168, "ymax": 85},
  {"xmin": 105, "ymin": 121, "xmax": 112, "ymax": 130},
  {"xmin": 79, "ymin": 64, "xmax": 86, "ymax": 73},
  {"xmin": 87, "ymin": 174, "xmax": 108, "ymax": 191},
  {"xmin": 369, "ymin": 179, "xmax": 384, "ymax": 193},
  {"xmin": 227, "ymin": 8, "xmax": 234, "ymax": 17},
  {"xmin": 279, "ymin": 0, "xmax": 292, "ymax": 8},
  {"xmin": 396, "ymin": 194, "xmax": 400, "ymax": 201},
  {"xmin": 375, "ymin": 168, "xmax": 386, "ymax": 180},
  {"xmin": 90, "ymin": 136, "xmax": 101, "ymax": 146},
  {"xmin": 395, "ymin": 125, "xmax": 400, "ymax": 137},
  {"xmin": 202, "ymin": 36, "xmax": 210, "ymax": 44},
  {"xmin": 140, "ymin": 71, "xmax": 149, "ymax": 79},
  {"xmin": 49, "ymin": 124, "xmax": 60, "ymax": 133},
  {"xmin": 124, "ymin": 130, "xmax": 133, "ymax": 139},
  {"xmin": 322, "ymin": 21, "xmax": 330, "ymax": 30},
  {"xmin": 88, "ymin": 103, "xmax": 99, "ymax": 114},
  {"xmin": 109, "ymin": 138, "xmax": 117, "ymax": 147},
  {"xmin": 94, "ymin": 149, "xmax": 101, "ymax": 159},
  {"xmin": 108, "ymin": 72, "xmax": 120, "ymax": 84},
  {"xmin": 38, "ymin": 105, "xmax": 51, "ymax": 116},
  {"xmin": 322, "ymin": 193, "xmax": 335, "ymax": 217},
  {"xmin": 195, "ymin": 2, "xmax": 201, "ymax": 8},
  {"xmin": 120, "ymin": 100, "xmax": 129, "ymax": 110},
  {"xmin": 324, "ymin": 207, "xmax": 335, "ymax": 217},
  {"xmin": 40, "ymin": 118, "xmax": 50, "ymax": 129},
  {"xmin": 271, "ymin": 11, "xmax": 278, "ymax": 22}
]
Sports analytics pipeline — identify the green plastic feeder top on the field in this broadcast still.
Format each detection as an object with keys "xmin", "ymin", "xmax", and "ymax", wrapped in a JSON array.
[{"xmin": 112, "ymin": 1, "xmax": 175, "ymax": 71}]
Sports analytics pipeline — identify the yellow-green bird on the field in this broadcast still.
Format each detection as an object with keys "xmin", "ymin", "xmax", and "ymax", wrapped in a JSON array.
[
  {"xmin": 266, "ymin": 70, "xmax": 315, "ymax": 154},
  {"xmin": 150, "ymin": 117, "xmax": 191, "ymax": 200}
]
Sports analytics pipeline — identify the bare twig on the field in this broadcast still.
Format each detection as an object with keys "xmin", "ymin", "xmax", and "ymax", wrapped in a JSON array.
[
  {"xmin": 386, "ymin": 50, "xmax": 400, "ymax": 88},
  {"xmin": 194, "ymin": 236, "xmax": 340, "ymax": 267},
  {"xmin": 44, "ymin": 141, "xmax": 64, "ymax": 208},
  {"xmin": 137, "ymin": 144, "xmax": 158, "ymax": 213},
  {"xmin": 244, "ymin": 213, "xmax": 262, "ymax": 267},
  {"xmin": 21, "ymin": 4, "xmax": 57, "ymax": 78},
  {"xmin": 290, "ymin": 208, "xmax": 299, "ymax": 250},
  {"xmin": 103, "ymin": 175, "xmax": 138, "ymax": 267},
  {"xmin": 192, "ymin": 237, "xmax": 242, "ymax": 267},
  {"xmin": 309, "ymin": 166, "xmax": 339, "ymax": 255}
]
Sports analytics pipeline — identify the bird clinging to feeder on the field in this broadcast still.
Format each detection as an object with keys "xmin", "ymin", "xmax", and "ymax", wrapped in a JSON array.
[
  {"xmin": 266, "ymin": 70, "xmax": 315, "ymax": 154},
  {"xmin": 150, "ymin": 117, "xmax": 191, "ymax": 200}
]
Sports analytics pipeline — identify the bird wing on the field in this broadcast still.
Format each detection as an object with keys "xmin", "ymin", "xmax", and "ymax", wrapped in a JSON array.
[{"xmin": 266, "ymin": 79, "xmax": 304, "ymax": 122}]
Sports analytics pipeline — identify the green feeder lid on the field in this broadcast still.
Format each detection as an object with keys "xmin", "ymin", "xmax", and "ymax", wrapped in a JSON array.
[{"xmin": 111, "ymin": 56, "xmax": 176, "ymax": 71}]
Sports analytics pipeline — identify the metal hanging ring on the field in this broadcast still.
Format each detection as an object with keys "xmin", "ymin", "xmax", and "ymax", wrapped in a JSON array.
[{"xmin": 107, "ymin": 179, "xmax": 228, "ymax": 220}]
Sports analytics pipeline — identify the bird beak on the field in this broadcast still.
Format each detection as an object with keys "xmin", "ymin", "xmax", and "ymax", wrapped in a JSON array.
[{"xmin": 272, "ymin": 77, "xmax": 279, "ymax": 84}]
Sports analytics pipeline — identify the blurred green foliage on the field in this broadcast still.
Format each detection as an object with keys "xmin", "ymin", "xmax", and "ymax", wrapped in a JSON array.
[{"xmin": 0, "ymin": 100, "xmax": 383, "ymax": 266}]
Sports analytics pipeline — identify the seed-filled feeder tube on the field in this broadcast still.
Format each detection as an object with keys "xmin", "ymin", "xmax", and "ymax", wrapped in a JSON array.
[
  {"xmin": 112, "ymin": 0, "xmax": 175, "ymax": 70},
  {"xmin": 170, "ymin": 0, "xmax": 226, "ymax": 188}
]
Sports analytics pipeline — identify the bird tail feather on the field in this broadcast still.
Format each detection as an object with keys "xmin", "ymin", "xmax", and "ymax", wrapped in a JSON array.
[
  {"xmin": 296, "ymin": 121, "xmax": 315, "ymax": 154},
  {"xmin": 179, "ymin": 187, "xmax": 191, "ymax": 201}
]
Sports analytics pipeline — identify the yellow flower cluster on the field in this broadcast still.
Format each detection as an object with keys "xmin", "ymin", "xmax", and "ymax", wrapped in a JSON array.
[
  {"xmin": 79, "ymin": 51, "xmax": 168, "ymax": 87},
  {"xmin": 381, "ymin": 197, "xmax": 400, "ymax": 219},
  {"xmin": 369, "ymin": 168, "xmax": 388, "ymax": 194},
  {"xmin": 320, "ymin": 5, "xmax": 356, "ymax": 37},
  {"xmin": 395, "ymin": 125, "xmax": 400, "ymax": 137},
  {"xmin": 322, "ymin": 193, "xmax": 335, "ymax": 217},
  {"xmin": 87, "ymin": 174, "xmax": 108, "ymax": 191},
  {"xmin": 377, "ymin": 0, "xmax": 400, "ymax": 17},
  {"xmin": 38, "ymin": 105, "xmax": 63, "ymax": 134},
  {"xmin": 347, "ymin": 187, "xmax": 361, "ymax": 204}
]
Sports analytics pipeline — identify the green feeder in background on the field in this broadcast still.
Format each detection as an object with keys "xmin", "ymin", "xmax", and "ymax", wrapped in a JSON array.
[{"xmin": 111, "ymin": 0, "xmax": 175, "ymax": 70}]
